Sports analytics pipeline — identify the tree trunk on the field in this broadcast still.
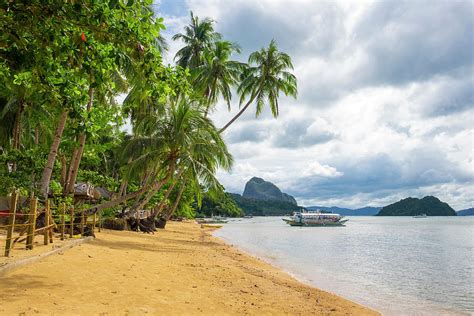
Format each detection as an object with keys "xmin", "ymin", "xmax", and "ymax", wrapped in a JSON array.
[
  {"xmin": 166, "ymin": 182, "xmax": 186, "ymax": 220},
  {"xmin": 64, "ymin": 146, "xmax": 77, "ymax": 192},
  {"xmin": 118, "ymin": 157, "xmax": 133, "ymax": 197},
  {"xmin": 60, "ymin": 154, "xmax": 67, "ymax": 187},
  {"xmin": 218, "ymin": 97, "xmax": 254, "ymax": 133},
  {"xmin": 83, "ymin": 168, "xmax": 174, "ymax": 216},
  {"xmin": 118, "ymin": 179, "xmax": 128, "ymax": 197},
  {"xmin": 12, "ymin": 101, "xmax": 23, "ymax": 150},
  {"xmin": 65, "ymin": 133, "xmax": 86, "ymax": 193},
  {"xmin": 11, "ymin": 101, "xmax": 23, "ymax": 172},
  {"xmin": 34, "ymin": 125, "xmax": 39, "ymax": 145},
  {"xmin": 150, "ymin": 179, "xmax": 178, "ymax": 219},
  {"xmin": 130, "ymin": 170, "xmax": 156, "ymax": 210},
  {"xmin": 132, "ymin": 185, "xmax": 157, "ymax": 211},
  {"xmin": 65, "ymin": 87, "xmax": 94, "ymax": 194},
  {"xmin": 40, "ymin": 110, "xmax": 68, "ymax": 200}
]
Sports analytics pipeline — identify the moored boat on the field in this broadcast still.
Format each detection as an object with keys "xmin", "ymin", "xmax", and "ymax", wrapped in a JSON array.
[
  {"xmin": 282, "ymin": 210, "xmax": 348, "ymax": 227},
  {"xmin": 196, "ymin": 216, "xmax": 228, "ymax": 224},
  {"xmin": 413, "ymin": 214, "xmax": 427, "ymax": 218}
]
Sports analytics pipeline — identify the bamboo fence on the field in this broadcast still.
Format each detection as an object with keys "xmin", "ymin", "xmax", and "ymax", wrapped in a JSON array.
[{"xmin": 1, "ymin": 191, "xmax": 102, "ymax": 257}]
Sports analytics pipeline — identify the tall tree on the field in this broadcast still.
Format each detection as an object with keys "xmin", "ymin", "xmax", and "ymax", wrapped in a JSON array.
[
  {"xmin": 172, "ymin": 11, "xmax": 221, "ymax": 69},
  {"xmin": 193, "ymin": 40, "xmax": 245, "ymax": 116},
  {"xmin": 83, "ymin": 96, "xmax": 232, "ymax": 215},
  {"xmin": 219, "ymin": 40, "xmax": 297, "ymax": 133}
]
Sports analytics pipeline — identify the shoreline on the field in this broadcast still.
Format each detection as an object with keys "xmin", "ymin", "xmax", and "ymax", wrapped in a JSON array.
[
  {"xmin": 212, "ymin": 230, "xmax": 381, "ymax": 313},
  {"xmin": 0, "ymin": 221, "xmax": 378, "ymax": 315}
]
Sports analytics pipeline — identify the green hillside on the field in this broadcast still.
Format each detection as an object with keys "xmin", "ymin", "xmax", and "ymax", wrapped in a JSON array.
[
  {"xmin": 231, "ymin": 193, "xmax": 299, "ymax": 216},
  {"xmin": 376, "ymin": 196, "xmax": 456, "ymax": 216}
]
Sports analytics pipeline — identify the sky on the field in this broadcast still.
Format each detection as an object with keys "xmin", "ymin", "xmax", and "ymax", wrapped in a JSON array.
[{"xmin": 153, "ymin": 0, "xmax": 473, "ymax": 210}]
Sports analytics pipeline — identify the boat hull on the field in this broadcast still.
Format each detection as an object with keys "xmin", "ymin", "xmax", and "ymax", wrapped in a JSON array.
[{"xmin": 282, "ymin": 218, "xmax": 348, "ymax": 227}]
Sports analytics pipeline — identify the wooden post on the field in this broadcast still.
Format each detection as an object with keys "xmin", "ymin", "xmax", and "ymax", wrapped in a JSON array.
[
  {"xmin": 70, "ymin": 206, "xmax": 74, "ymax": 238},
  {"xmin": 60, "ymin": 203, "xmax": 65, "ymax": 240},
  {"xmin": 26, "ymin": 197, "xmax": 37, "ymax": 250},
  {"xmin": 92, "ymin": 213, "xmax": 97, "ymax": 233},
  {"xmin": 4, "ymin": 191, "xmax": 18, "ymax": 257},
  {"xmin": 98, "ymin": 211, "xmax": 102, "ymax": 232},
  {"xmin": 44, "ymin": 199, "xmax": 49, "ymax": 245},
  {"xmin": 80, "ymin": 211, "xmax": 85, "ymax": 236},
  {"xmin": 48, "ymin": 200, "xmax": 53, "ymax": 244}
]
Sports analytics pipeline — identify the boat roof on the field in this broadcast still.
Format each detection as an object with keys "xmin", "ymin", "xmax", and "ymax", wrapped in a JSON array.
[{"xmin": 295, "ymin": 211, "xmax": 341, "ymax": 216}]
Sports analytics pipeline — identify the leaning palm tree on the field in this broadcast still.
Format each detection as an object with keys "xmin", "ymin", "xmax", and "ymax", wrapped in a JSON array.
[
  {"xmin": 219, "ymin": 40, "xmax": 298, "ymax": 133},
  {"xmin": 83, "ymin": 96, "xmax": 232, "ymax": 216},
  {"xmin": 172, "ymin": 11, "xmax": 221, "ymax": 69},
  {"xmin": 193, "ymin": 40, "xmax": 245, "ymax": 116},
  {"xmin": 158, "ymin": 125, "xmax": 233, "ymax": 226}
]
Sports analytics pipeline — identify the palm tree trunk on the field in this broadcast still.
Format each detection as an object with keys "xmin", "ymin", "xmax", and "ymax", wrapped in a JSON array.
[
  {"xmin": 132, "ymin": 184, "xmax": 157, "ymax": 211},
  {"xmin": 65, "ymin": 133, "xmax": 86, "ymax": 193},
  {"xmin": 166, "ymin": 182, "xmax": 186, "ymax": 220},
  {"xmin": 34, "ymin": 125, "xmax": 39, "ymax": 145},
  {"xmin": 118, "ymin": 179, "xmax": 128, "ymax": 197},
  {"xmin": 40, "ymin": 110, "xmax": 68, "ymax": 200},
  {"xmin": 118, "ymin": 157, "xmax": 133, "ymax": 197},
  {"xmin": 219, "ymin": 97, "xmax": 254, "ymax": 133},
  {"xmin": 12, "ymin": 102, "xmax": 23, "ymax": 150},
  {"xmin": 83, "ymin": 167, "xmax": 174, "ymax": 216},
  {"xmin": 11, "ymin": 101, "xmax": 23, "ymax": 172},
  {"xmin": 60, "ymin": 154, "xmax": 67, "ymax": 187},
  {"xmin": 130, "ymin": 171, "xmax": 156, "ymax": 210},
  {"xmin": 150, "ymin": 177, "xmax": 179, "ymax": 219},
  {"xmin": 65, "ymin": 87, "xmax": 94, "ymax": 194},
  {"xmin": 64, "ymin": 147, "xmax": 77, "ymax": 192}
]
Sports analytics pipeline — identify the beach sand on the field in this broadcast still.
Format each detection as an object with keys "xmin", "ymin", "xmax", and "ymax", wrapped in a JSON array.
[{"xmin": 0, "ymin": 222, "xmax": 378, "ymax": 315}]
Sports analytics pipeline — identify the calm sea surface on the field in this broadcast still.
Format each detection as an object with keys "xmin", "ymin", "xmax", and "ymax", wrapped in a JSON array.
[{"xmin": 214, "ymin": 216, "xmax": 474, "ymax": 315}]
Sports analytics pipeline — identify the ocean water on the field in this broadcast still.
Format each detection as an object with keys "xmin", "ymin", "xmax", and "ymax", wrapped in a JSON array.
[{"xmin": 214, "ymin": 216, "xmax": 474, "ymax": 315}]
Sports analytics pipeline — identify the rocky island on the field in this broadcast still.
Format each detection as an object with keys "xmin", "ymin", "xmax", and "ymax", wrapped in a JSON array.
[
  {"xmin": 376, "ymin": 196, "xmax": 456, "ymax": 216},
  {"xmin": 231, "ymin": 177, "xmax": 300, "ymax": 216}
]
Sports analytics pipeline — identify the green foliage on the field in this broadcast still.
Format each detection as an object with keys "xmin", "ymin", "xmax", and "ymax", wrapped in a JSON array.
[
  {"xmin": 231, "ymin": 193, "xmax": 298, "ymax": 216},
  {"xmin": 194, "ymin": 192, "xmax": 243, "ymax": 217},
  {"xmin": 376, "ymin": 196, "xmax": 457, "ymax": 216},
  {"xmin": 0, "ymin": 148, "xmax": 45, "ymax": 195},
  {"xmin": 0, "ymin": 5, "xmax": 297, "ymax": 224}
]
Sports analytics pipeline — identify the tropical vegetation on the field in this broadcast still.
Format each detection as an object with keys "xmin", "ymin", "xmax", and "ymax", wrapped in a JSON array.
[{"xmin": 0, "ymin": 2, "xmax": 297, "ymax": 230}]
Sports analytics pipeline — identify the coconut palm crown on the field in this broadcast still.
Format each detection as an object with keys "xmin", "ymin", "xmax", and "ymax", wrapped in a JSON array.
[
  {"xmin": 219, "ymin": 39, "xmax": 297, "ymax": 133},
  {"xmin": 193, "ymin": 40, "xmax": 246, "ymax": 116},
  {"xmin": 172, "ymin": 12, "xmax": 222, "ymax": 69}
]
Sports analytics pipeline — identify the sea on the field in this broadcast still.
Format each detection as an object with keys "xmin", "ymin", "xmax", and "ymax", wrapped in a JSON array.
[{"xmin": 214, "ymin": 216, "xmax": 474, "ymax": 315}]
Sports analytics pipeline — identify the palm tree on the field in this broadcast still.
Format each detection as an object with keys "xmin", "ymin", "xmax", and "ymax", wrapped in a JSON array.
[
  {"xmin": 219, "ymin": 40, "xmax": 298, "ymax": 133},
  {"xmin": 172, "ymin": 11, "xmax": 221, "ymax": 69},
  {"xmin": 193, "ymin": 40, "xmax": 245, "ymax": 116},
  {"xmin": 83, "ymin": 96, "xmax": 232, "ymax": 216}
]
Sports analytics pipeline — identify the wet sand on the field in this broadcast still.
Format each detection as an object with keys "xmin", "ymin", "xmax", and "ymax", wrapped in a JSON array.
[{"xmin": 0, "ymin": 222, "xmax": 379, "ymax": 315}]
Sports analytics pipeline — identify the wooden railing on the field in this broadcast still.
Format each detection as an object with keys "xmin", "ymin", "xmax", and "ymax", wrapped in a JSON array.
[{"xmin": 1, "ymin": 191, "xmax": 102, "ymax": 257}]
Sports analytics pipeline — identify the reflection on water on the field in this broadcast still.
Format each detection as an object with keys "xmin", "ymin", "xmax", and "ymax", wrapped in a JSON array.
[{"xmin": 214, "ymin": 216, "xmax": 474, "ymax": 315}]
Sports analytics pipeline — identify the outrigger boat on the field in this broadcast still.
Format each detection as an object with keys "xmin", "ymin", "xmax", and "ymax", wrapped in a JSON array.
[{"xmin": 283, "ymin": 210, "xmax": 348, "ymax": 227}]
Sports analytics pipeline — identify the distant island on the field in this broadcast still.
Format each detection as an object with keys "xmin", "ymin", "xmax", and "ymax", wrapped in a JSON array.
[
  {"xmin": 231, "ymin": 177, "xmax": 301, "ymax": 216},
  {"xmin": 211, "ymin": 178, "xmax": 463, "ymax": 218},
  {"xmin": 457, "ymin": 208, "xmax": 474, "ymax": 216},
  {"xmin": 243, "ymin": 177, "xmax": 297, "ymax": 205},
  {"xmin": 376, "ymin": 196, "xmax": 456, "ymax": 216}
]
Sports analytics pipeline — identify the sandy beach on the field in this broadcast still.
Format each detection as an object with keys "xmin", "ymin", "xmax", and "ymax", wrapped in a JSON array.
[{"xmin": 0, "ymin": 222, "xmax": 378, "ymax": 315}]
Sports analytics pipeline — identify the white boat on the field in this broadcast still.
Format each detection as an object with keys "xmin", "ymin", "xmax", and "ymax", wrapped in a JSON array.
[
  {"xmin": 282, "ymin": 210, "xmax": 348, "ymax": 227},
  {"xmin": 413, "ymin": 214, "xmax": 427, "ymax": 218}
]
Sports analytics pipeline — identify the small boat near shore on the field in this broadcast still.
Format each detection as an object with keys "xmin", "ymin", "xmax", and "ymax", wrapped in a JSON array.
[
  {"xmin": 413, "ymin": 214, "xmax": 427, "ymax": 218},
  {"xmin": 283, "ymin": 210, "xmax": 348, "ymax": 227},
  {"xmin": 196, "ymin": 216, "xmax": 228, "ymax": 224}
]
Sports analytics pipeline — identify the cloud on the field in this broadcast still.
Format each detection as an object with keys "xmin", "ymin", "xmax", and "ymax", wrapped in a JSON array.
[
  {"xmin": 156, "ymin": 0, "xmax": 474, "ymax": 209},
  {"xmin": 303, "ymin": 161, "xmax": 343, "ymax": 178}
]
